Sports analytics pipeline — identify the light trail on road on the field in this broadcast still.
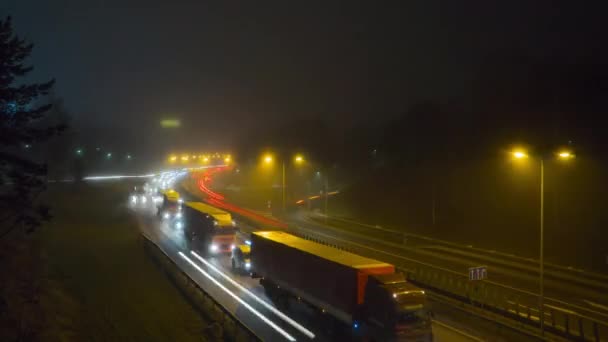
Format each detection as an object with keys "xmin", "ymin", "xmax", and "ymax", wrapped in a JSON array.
[
  {"xmin": 190, "ymin": 251, "xmax": 316, "ymax": 339},
  {"xmin": 84, "ymin": 174, "xmax": 156, "ymax": 180},
  {"xmin": 178, "ymin": 252, "xmax": 297, "ymax": 341}
]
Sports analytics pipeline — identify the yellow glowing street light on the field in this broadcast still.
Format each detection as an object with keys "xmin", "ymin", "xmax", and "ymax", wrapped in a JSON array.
[
  {"xmin": 260, "ymin": 152, "xmax": 306, "ymax": 211},
  {"xmin": 224, "ymin": 156, "xmax": 231, "ymax": 163},
  {"xmin": 168, "ymin": 155, "xmax": 177, "ymax": 163},
  {"xmin": 181, "ymin": 154, "xmax": 189, "ymax": 162},
  {"xmin": 203, "ymin": 156, "xmax": 209, "ymax": 163},
  {"xmin": 509, "ymin": 145, "xmax": 574, "ymax": 337},
  {"xmin": 512, "ymin": 150, "xmax": 528, "ymax": 159}
]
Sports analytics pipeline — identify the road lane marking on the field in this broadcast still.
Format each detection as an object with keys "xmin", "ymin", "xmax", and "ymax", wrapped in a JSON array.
[
  {"xmin": 191, "ymin": 251, "xmax": 316, "ymax": 339},
  {"xmin": 178, "ymin": 252, "xmax": 297, "ymax": 341},
  {"xmin": 433, "ymin": 319, "xmax": 485, "ymax": 341}
]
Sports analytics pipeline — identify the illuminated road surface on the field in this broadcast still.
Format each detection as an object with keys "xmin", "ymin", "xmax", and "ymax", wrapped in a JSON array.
[{"xmin": 128, "ymin": 189, "xmax": 535, "ymax": 342}]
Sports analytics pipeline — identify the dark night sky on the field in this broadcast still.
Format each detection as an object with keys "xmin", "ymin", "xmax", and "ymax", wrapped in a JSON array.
[{"xmin": 1, "ymin": 1, "xmax": 605, "ymax": 153}]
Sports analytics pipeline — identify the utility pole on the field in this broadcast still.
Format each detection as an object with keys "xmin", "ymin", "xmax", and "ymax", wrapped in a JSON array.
[
  {"xmin": 324, "ymin": 176, "xmax": 329, "ymax": 224},
  {"xmin": 539, "ymin": 158, "xmax": 545, "ymax": 336},
  {"xmin": 282, "ymin": 162, "xmax": 286, "ymax": 212}
]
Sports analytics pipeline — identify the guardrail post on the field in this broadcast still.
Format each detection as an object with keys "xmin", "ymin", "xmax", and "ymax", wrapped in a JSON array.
[
  {"xmin": 564, "ymin": 315, "xmax": 570, "ymax": 335},
  {"xmin": 550, "ymin": 308, "xmax": 555, "ymax": 328},
  {"xmin": 527, "ymin": 306, "xmax": 531, "ymax": 320},
  {"xmin": 578, "ymin": 317, "xmax": 584, "ymax": 340},
  {"xmin": 593, "ymin": 321, "xmax": 599, "ymax": 342}
]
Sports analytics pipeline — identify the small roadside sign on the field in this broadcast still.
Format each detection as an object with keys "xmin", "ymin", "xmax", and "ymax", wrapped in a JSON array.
[{"xmin": 469, "ymin": 266, "xmax": 487, "ymax": 281}]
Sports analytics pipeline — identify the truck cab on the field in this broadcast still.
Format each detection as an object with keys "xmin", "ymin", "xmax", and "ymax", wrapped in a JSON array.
[
  {"xmin": 363, "ymin": 273, "xmax": 433, "ymax": 341},
  {"xmin": 157, "ymin": 189, "xmax": 182, "ymax": 220},
  {"xmin": 231, "ymin": 244, "xmax": 251, "ymax": 273}
]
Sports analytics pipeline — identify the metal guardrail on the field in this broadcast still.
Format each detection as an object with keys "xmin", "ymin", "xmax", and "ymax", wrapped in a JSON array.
[
  {"xmin": 289, "ymin": 226, "xmax": 608, "ymax": 342},
  {"xmin": 141, "ymin": 233, "xmax": 261, "ymax": 342},
  {"xmin": 323, "ymin": 215, "xmax": 608, "ymax": 291}
]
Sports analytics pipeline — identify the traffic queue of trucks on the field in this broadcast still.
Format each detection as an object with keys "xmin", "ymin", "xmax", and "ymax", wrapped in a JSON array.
[{"xmin": 153, "ymin": 188, "xmax": 432, "ymax": 340}]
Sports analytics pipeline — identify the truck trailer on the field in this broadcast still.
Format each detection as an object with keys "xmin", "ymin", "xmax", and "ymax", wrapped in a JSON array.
[
  {"xmin": 251, "ymin": 231, "xmax": 432, "ymax": 341},
  {"xmin": 181, "ymin": 201, "xmax": 237, "ymax": 254}
]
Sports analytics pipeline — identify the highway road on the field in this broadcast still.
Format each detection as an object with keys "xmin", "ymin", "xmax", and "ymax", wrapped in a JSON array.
[
  {"xmin": 184, "ymin": 167, "xmax": 608, "ymax": 323},
  {"xmin": 289, "ymin": 212, "xmax": 608, "ymax": 323},
  {"xmin": 142, "ymin": 171, "xmax": 538, "ymax": 341}
]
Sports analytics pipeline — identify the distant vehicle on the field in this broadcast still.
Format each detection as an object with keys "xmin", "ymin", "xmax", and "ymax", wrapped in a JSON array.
[
  {"xmin": 231, "ymin": 244, "xmax": 251, "ymax": 273},
  {"xmin": 157, "ymin": 189, "xmax": 182, "ymax": 220},
  {"xmin": 129, "ymin": 186, "xmax": 148, "ymax": 205},
  {"xmin": 251, "ymin": 231, "xmax": 433, "ymax": 341},
  {"xmin": 182, "ymin": 201, "xmax": 237, "ymax": 254}
]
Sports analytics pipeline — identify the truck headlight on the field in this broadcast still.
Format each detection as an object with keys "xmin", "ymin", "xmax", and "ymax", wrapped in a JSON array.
[
  {"xmin": 245, "ymin": 262, "xmax": 251, "ymax": 269},
  {"xmin": 210, "ymin": 244, "xmax": 218, "ymax": 252}
]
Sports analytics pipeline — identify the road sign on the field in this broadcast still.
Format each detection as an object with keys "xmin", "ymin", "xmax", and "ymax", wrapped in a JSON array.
[{"xmin": 469, "ymin": 266, "xmax": 487, "ymax": 281}]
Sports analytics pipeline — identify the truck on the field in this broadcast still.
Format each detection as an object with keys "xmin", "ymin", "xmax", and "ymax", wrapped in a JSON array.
[
  {"xmin": 231, "ymin": 243, "xmax": 251, "ymax": 274},
  {"xmin": 181, "ymin": 201, "xmax": 237, "ymax": 254},
  {"xmin": 157, "ymin": 189, "xmax": 182, "ymax": 220},
  {"xmin": 251, "ymin": 231, "xmax": 433, "ymax": 341}
]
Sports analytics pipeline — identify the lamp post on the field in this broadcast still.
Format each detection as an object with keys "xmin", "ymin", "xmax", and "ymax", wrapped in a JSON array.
[
  {"xmin": 263, "ymin": 153, "xmax": 305, "ymax": 212},
  {"xmin": 512, "ymin": 148, "xmax": 573, "ymax": 337}
]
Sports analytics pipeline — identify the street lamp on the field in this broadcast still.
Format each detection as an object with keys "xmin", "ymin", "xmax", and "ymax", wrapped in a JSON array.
[
  {"xmin": 511, "ymin": 148, "xmax": 573, "ymax": 337},
  {"xmin": 261, "ymin": 152, "xmax": 304, "ymax": 212}
]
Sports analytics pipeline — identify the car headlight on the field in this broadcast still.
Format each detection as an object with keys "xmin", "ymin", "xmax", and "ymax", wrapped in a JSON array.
[
  {"xmin": 210, "ymin": 244, "xmax": 218, "ymax": 252},
  {"xmin": 178, "ymin": 198, "xmax": 183, "ymax": 204},
  {"xmin": 245, "ymin": 262, "xmax": 251, "ymax": 269},
  {"xmin": 175, "ymin": 221, "xmax": 183, "ymax": 229},
  {"xmin": 131, "ymin": 196, "xmax": 137, "ymax": 203},
  {"xmin": 213, "ymin": 221, "xmax": 218, "ymax": 226},
  {"xmin": 163, "ymin": 212, "xmax": 170, "ymax": 219},
  {"xmin": 176, "ymin": 212, "xmax": 182, "ymax": 219},
  {"xmin": 141, "ymin": 196, "xmax": 147, "ymax": 203},
  {"xmin": 230, "ymin": 244, "xmax": 235, "ymax": 250},
  {"xmin": 231, "ymin": 220, "xmax": 236, "ymax": 227}
]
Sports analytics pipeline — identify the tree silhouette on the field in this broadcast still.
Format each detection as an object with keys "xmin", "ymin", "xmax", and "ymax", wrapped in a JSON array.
[{"xmin": 0, "ymin": 16, "xmax": 64, "ymax": 238}]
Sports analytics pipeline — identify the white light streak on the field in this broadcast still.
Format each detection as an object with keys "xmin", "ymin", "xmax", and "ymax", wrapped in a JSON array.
[
  {"xmin": 178, "ymin": 252, "xmax": 296, "ymax": 341},
  {"xmin": 191, "ymin": 251, "xmax": 315, "ymax": 339}
]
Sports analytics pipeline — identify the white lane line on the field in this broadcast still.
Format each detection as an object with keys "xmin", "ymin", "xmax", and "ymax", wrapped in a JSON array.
[
  {"xmin": 432, "ymin": 319, "xmax": 484, "ymax": 341},
  {"xmin": 583, "ymin": 300, "xmax": 608, "ymax": 312},
  {"xmin": 178, "ymin": 252, "xmax": 296, "ymax": 341},
  {"xmin": 191, "ymin": 251, "xmax": 316, "ymax": 339}
]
